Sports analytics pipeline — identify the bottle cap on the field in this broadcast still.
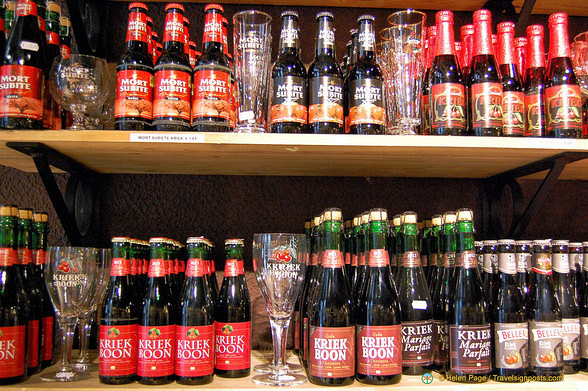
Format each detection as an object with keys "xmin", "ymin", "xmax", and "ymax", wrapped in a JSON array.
[
  {"xmin": 552, "ymin": 240, "xmax": 569, "ymax": 246},
  {"xmin": 165, "ymin": 3, "xmax": 185, "ymax": 12},
  {"xmin": 425, "ymin": 219, "xmax": 432, "ymax": 228},
  {"xmin": 456, "ymin": 208, "xmax": 473, "ymax": 221},
  {"xmin": 483, "ymin": 240, "xmax": 497, "ymax": 245},
  {"xmin": 350, "ymin": 28, "xmax": 358, "ymax": 36},
  {"xmin": 129, "ymin": 2, "xmax": 148, "ymax": 11},
  {"xmin": 112, "ymin": 236, "xmax": 131, "ymax": 243},
  {"xmin": 369, "ymin": 208, "xmax": 387, "ymax": 221},
  {"xmin": 147, "ymin": 16, "xmax": 153, "ymax": 24},
  {"xmin": 392, "ymin": 214, "xmax": 402, "ymax": 226},
  {"xmin": 204, "ymin": 3, "xmax": 223, "ymax": 13},
  {"xmin": 570, "ymin": 242, "xmax": 583, "ymax": 247},
  {"xmin": 0, "ymin": 206, "xmax": 12, "ymax": 217},
  {"xmin": 514, "ymin": 37, "xmax": 527, "ymax": 46},
  {"xmin": 187, "ymin": 237, "xmax": 207, "ymax": 244},
  {"xmin": 281, "ymin": 10, "xmax": 299, "ymax": 19},
  {"xmin": 532, "ymin": 239, "xmax": 552, "ymax": 246},
  {"xmin": 498, "ymin": 239, "xmax": 516, "ymax": 246},
  {"xmin": 325, "ymin": 208, "xmax": 342, "ymax": 221},
  {"xmin": 344, "ymin": 219, "xmax": 352, "ymax": 229},
  {"xmin": 548, "ymin": 12, "xmax": 567, "ymax": 25},
  {"xmin": 316, "ymin": 11, "xmax": 334, "ymax": 20},
  {"xmin": 18, "ymin": 208, "xmax": 33, "ymax": 219},
  {"xmin": 583, "ymin": 242, "xmax": 588, "ymax": 247},
  {"xmin": 313, "ymin": 215, "xmax": 321, "ymax": 227},
  {"xmin": 361, "ymin": 211, "xmax": 370, "ymax": 224},
  {"xmin": 497, "ymin": 21, "xmax": 514, "ymax": 34},
  {"xmin": 526, "ymin": 24, "xmax": 544, "ymax": 36},
  {"xmin": 460, "ymin": 24, "xmax": 474, "ymax": 38},
  {"xmin": 432, "ymin": 214, "xmax": 443, "ymax": 226},
  {"xmin": 189, "ymin": 40, "xmax": 196, "ymax": 47},
  {"xmin": 473, "ymin": 9, "xmax": 492, "ymax": 22},
  {"xmin": 48, "ymin": 1, "xmax": 61, "ymax": 12},
  {"xmin": 435, "ymin": 10, "xmax": 453, "ymax": 23},
  {"xmin": 60, "ymin": 16, "xmax": 71, "ymax": 27},
  {"xmin": 443, "ymin": 212, "xmax": 456, "ymax": 224},
  {"xmin": 149, "ymin": 237, "xmax": 167, "ymax": 244},
  {"xmin": 33, "ymin": 212, "xmax": 48, "ymax": 223},
  {"xmin": 475, "ymin": 241, "xmax": 482, "ymax": 247},
  {"xmin": 358, "ymin": 14, "xmax": 375, "ymax": 23},
  {"xmin": 353, "ymin": 215, "xmax": 360, "ymax": 226},
  {"xmin": 183, "ymin": 16, "xmax": 190, "ymax": 25},
  {"xmin": 515, "ymin": 240, "xmax": 532, "ymax": 246},
  {"xmin": 225, "ymin": 239, "xmax": 244, "ymax": 246},
  {"xmin": 403, "ymin": 211, "xmax": 418, "ymax": 224}
]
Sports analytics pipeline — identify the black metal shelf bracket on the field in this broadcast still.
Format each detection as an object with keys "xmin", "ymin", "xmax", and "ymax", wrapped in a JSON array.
[
  {"xmin": 483, "ymin": 151, "xmax": 588, "ymax": 239},
  {"xmin": 6, "ymin": 142, "xmax": 101, "ymax": 247}
]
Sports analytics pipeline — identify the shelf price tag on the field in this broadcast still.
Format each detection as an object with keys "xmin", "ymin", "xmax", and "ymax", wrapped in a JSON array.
[{"xmin": 129, "ymin": 133, "xmax": 205, "ymax": 143}]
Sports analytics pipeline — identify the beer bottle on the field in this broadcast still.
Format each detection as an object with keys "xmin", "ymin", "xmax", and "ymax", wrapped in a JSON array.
[
  {"xmin": 0, "ymin": 205, "xmax": 29, "ymax": 385},
  {"xmin": 138, "ymin": 238, "xmax": 176, "ymax": 385},
  {"xmin": 527, "ymin": 240, "xmax": 564, "ymax": 380},
  {"xmin": 0, "ymin": 2, "xmax": 6, "ymax": 56},
  {"xmin": 308, "ymin": 12, "xmax": 344, "ymax": 134},
  {"xmin": 115, "ymin": 2, "xmax": 154, "ymax": 131},
  {"xmin": 176, "ymin": 237, "xmax": 214, "ymax": 385},
  {"xmin": 308, "ymin": 208, "xmax": 354, "ymax": 386},
  {"xmin": 492, "ymin": 239, "xmax": 528, "ymax": 381},
  {"xmin": 552, "ymin": 240, "xmax": 580, "ymax": 373},
  {"xmin": 421, "ymin": 219, "xmax": 432, "ymax": 282},
  {"xmin": 355, "ymin": 208, "xmax": 402, "ymax": 385},
  {"xmin": 151, "ymin": 30, "xmax": 159, "ymax": 63},
  {"xmin": 545, "ymin": 12, "xmax": 583, "ymax": 138},
  {"xmin": 482, "ymin": 240, "xmax": 497, "ymax": 315},
  {"xmin": 447, "ymin": 209, "xmax": 491, "ymax": 382},
  {"xmin": 43, "ymin": 1, "xmax": 60, "ymax": 130},
  {"xmin": 153, "ymin": 3, "xmax": 191, "ymax": 131},
  {"xmin": 497, "ymin": 22, "xmax": 525, "ymax": 136},
  {"xmin": 514, "ymin": 37, "xmax": 527, "ymax": 83},
  {"xmin": 524, "ymin": 25, "xmax": 546, "ymax": 137},
  {"xmin": 347, "ymin": 15, "xmax": 385, "ymax": 134},
  {"xmin": 515, "ymin": 240, "xmax": 532, "ymax": 301},
  {"xmin": 188, "ymin": 41, "xmax": 196, "ymax": 69},
  {"xmin": 352, "ymin": 211, "xmax": 369, "ymax": 304},
  {"xmin": 349, "ymin": 215, "xmax": 360, "ymax": 289},
  {"xmin": 475, "ymin": 241, "xmax": 483, "ymax": 275},
  {"xmin": 467, "ymin": 9, "xmax": 503, "ymax": 136},
  {"xmin": 99, "ymin": 237, "xmax": 139, "ymax": 385},
  {"xmin": 427, "ymin": 215, "xmax": 442, "ymax": 299},
  {"xmin": 0, "ymin": 0, "xmax": 46, "ymax": 129},
  {"xmin": 270, "ymin": 11, "xmax": 307, "ymax": 134},
  {"xmin": 205, "ymin": 239, "xmax": 218, "ymax": 300},
  {"xmin": 215, "ymin": 239, "xmax": 251, "ymax": 378},
  {"xmin": 570, "ymin": 242, "xmax": 583, "ymax": 305},
  {"xmin": 58, "ymin": 16, "xmax": 70, "ymax": 58},
  {"xmin": 422, "ymin": 25, "xmax": 437, "ymax": 135},
  {"xmin": 460, "ymin": 24, "xmax": 475, "ymax": 79},
  {"xmin": 581, "ymin": 241, "xmax": 588, "ymax": 371},
  {"xmin": 390, "ymin": 214, "xmax": 402, "ymax": 275},
  {"xmin": 146, "ymin": 16, "xmax": 153, "ymax": 62},
  {"xmin": 182, "ymin": 16, "xmax": 190, "ymax": 58}
]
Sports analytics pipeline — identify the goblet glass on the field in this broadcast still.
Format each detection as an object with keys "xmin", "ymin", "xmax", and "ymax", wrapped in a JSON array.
[
  {"xmin": 49, "ymin": 55, "xmax": 111, "ymax": 130},
  {"xmin": 42, "ymin": 247, "xmax": 98, "ymax": 382},
  {"xmin": 252, "ymin": 233, "xmax": 307, "ymax": 386}
]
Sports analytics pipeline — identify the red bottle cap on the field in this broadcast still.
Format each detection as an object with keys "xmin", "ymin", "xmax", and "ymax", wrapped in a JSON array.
[
  {"xmin": 548, "ymin": 12, "xmax": 567, "ymax": 25},
  {"xmin": 205, "ymin": 3, "xmax": 224, "ymax": 13},
  {"xmin": 472, "ymin": 9, "xmax": 493, "ymax": 56},
  {"xmin": 497, "ymin": 22, "xmax": 515, "ymax": 65},
  {"xmin": 165, "ymin": 3, "xmax": 185, "ymax": 12},
  {"xmin": 460, "ymin": 24, "xmax": 475, "ymax": 38},
  {"xmin": 526, "ymin": 24, "xmax": 544, "ymax": 37},
  {"xmin": 129, "ymin": 2, "xmax": 148, "ymax": 11},
  {"xmin": 426, "ymin": 25, "xmax": 437, "ymax": 68},
  {"xmin": 435, "ymin": 10, "xmax": 453, "ymax": 23},
  {"xmin": 473, "ymin": 9, "xmax": 492, "ymax": 22},
  {"xmin": 183, "ymin": 16, "xmax": 190, "ymax": 25},
  {"xmin": 514, "ymin": 37, "xmax": 527, "ymax": 47},
  {"xmin": 526, "ymin": 24, "xmax": 546, "ymax": 69},
  {"xmin": 434, "ymin": 10, "xmax": 456, "ymax": 57}
]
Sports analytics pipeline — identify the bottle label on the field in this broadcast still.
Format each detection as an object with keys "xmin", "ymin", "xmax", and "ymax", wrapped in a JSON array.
[
  {"xmin": 26, "ymin": 319, "xmax": 39, "ymax": 368},
  {"xmin": 401, "ymin": 320, "xmax": 433, "ymax": 366},
  {"xmin": 502, "ymin": 91, "xmax": 525, "ymax": 135},
  {"xmin": 561, "ymin": 318, "xmax": 580, "ymax": 362},
  {"xmin": 175, "ymin": 324, "xmax": 214, "ymax": 377},
  {"xmin": 0, "ymin": 65, "xmax": 44, "ymax": 121},
  {"xmin": 322, "ymin": 249, "xmax": 344, "ymax": 268},
  {"xmin": 498, "ymin": 252, "xmax": 517, "ymax": 274},
  {"xmin": 581, "ymin": 317, "xmax": 588, "ymax": 359},
  {"xmin": 18, "ymin": 248, "xmax": 32, "ymax": 265},
  {"xmin": 186, "ymin": 258, "xmax": 206, "ymax": 277},
  {"xmin": 99, "ymin": 324, "xmax": 138, "ymax": 377},
  {"xmin": 153, "ymin": 69, "xmax": 191, "ymax": 122},
  {"xmin": 308, "ymin": 76, "xmax": 344, "ymax": 125},
  {"xmin": 34, "ymin": 248, "xmax": 46, "ymax": 265},
  {"xmin": 432, "ymin": 319, "xmax": 448, "ymax": 365},
  {"xmin": 0, "ymin": 248, "xmax": 18, "ymax": 267},
  {"xmin": 545, "ymin": 85, "xmax": 582, "ymax": 132},
  {"xmin": 493, "ymin": 322, "xmax": 528, "ymax": 369},
  {"xmin": 203, "ymin": 10, "xmax": 223, "ymax": 44},
  {"xmin": 214, "ymin": 321, "xmax": 251, "ymax": 370},
  {"xmin": 41, "ymin": 316, "xmax": 53, "ymax": 361},
  {"xmin": 367, "ymin": 249, "xmax": 389, "ymax": 267},
  {"xmin": 179, "ymin": 259, "xmax": 186, "ymax": 273},
  {"xmin": 358, "ymin": 252, "xmax": 366, "ymax": 266},
  {"xmin": 528, "ymin": 320, "xmax": 563, "ymax": 368},
  {"xmin": 431, "ymin": 82, "xmax": 467, "ymax": 130},
  {"xmin": 16, "ymin": 0, "xmax": 37, "ymax": 17},
  {"xmin": 356, "ymin": 324, "xmax": 402, "ymax": 376},
  {"xmin": 280, "ymin": 27, "xmax": 298, "ymax": 47},
  {"xmin": 271, "ymin": 75, "xmax": 307, "ymax": 124},
  {"xmin": 115, "ymin": 69, "xmax": 154, "ymax": 121},
  {"xmin": 348, "ymin": 79, "xmax": 385, "ymax": 126},
  {"xmin": 471, "ymin": 82, "xmax": 503, "ymax": 129},
  {"xmin": 0, "ymin": 325, "xmax": 26, "ymax": 378},
  {"xmin": 516, "ymin": 252, "xmax": 531, "ymax": 273},
  {"xmin": 138, "ymin": 324, "xmax": 175, "ymax": 377},
  {"xmin": 422, "ymin": 93, "xmax": 431, "ymax": 133},
  {"xmin": 455, "ymin": 251, "xmax": 477, "ymax": 268},
  {"xmin": 309, "ymin": 326, "xmax": 355, "ymax": 378},
  {"xmin": 525, "ymin": 93, "xmax": 545, "ymax": 136},
  {"xmin": 60, "ymin": 44, "xmax": 71, "ymax": 58},
  {"xmin": 223, "ymin": 259, "xmax": 240, "ymax": 277},
  {"xmin": 532, "ymin": 253, "xmax": 552, "ymax": 275},
  {"xmin": 552, "ymin": 253, "xmax": 570, "ymax": 274},
  {"xmin": 163, "ymin": 11, "xmax": 184, "ymax": 44},
  {"xmin": 111, "ymin": 257, "xmax": 130, "ymax": 277},
  {"xmin": 126, "ymin": 10, "xmax": 148, "ymax": 43},
  {"xmin": 130, "ymin": 258, "xmax": 139, "ymax": 276},
  {"xmin": 449, "ymin": 324, "xmax": 492, "ymax": 374},
  {"xmin": 430, "ymin": 253, "xmax": 438, "ymax": 267},
  {"xmin": 483, "ymin": 253, "xmax": 496, "ymax": 273},
  {"xmin": 191, "ymin": 69, "xmax": 231, "ymax": 121},
  {"xmin": 421, "ymin": 254, "xmax": 428, "ymax": 267},
  {"xmin": 344, "ymin": 252, "xmax": 351, "ymax": 266},
  {"xmin": 318, "ymin": 28, "xmax": 335, "ymax": 50},
  {"xmin": 47, "ymin": 30, "xmax": 59, "ymax": 46},
  {"xmin": 401, "ymin": 251, "xmax": 421, "ymax": 267},
  {"xmin": 148, "ymin": 258, "xmax": 166, "ymax": 278}
]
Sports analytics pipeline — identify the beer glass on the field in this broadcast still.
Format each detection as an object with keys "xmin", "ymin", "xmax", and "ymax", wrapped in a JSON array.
[
  {"xmin": 387, "ymin": 10, "xmax": 426, "ymax": 135},
  {"xmin": 572, "ymin": 32, "xmax": 588, "ymax": 97},
  {"xmin": 379, "ymin": 27, "xmax": 398, "ymax": 133},
  {"xmin": 252, "ymin": 233, "xmax": 307, "ymax": 386},
  {"xmin": 233, "ymin": 10, "xmax": 272, "ymax": 133}
]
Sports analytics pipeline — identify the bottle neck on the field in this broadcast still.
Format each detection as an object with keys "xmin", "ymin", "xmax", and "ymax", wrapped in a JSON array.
[
  {"xmin": 497, "ymin": 29, "xmax": 515, "ymax": 65},
  {"xmin": 203, "ymin": 10, "xmax": 224, "ymax": 49},
  {"xmin": 456, "ymin": 224, "xmax": 475, "ymax": 252},
  {"xmin": 402, "ymin": 224, "xmax": 419, "ymax": 253},
  {"xmin": 435, "ymin": 20, "xmax": 456, "ymax": 57},
  {"xmin": 350, "ymin": 34, "xmax": 359, "ymax": 66},
  {"xmin": 548, "ymin": 22, "xmax": 571, "ymax": 61},
  {"xmin": 279, "ymin": 17, "xmax": 300, "ymax": 54},
  {"xmin": 368, "ymin": 221, "xmax": 387, "ymax": 250},
  {"xmin": 426, "ymin": 33, "xmax": 437, "ymax": 68},
  {"xmin": 323, "ymin": 220, "xmax": 342, "ymax": 251},
  {"xmin": 316, "ymin": 18, "xmax": 336, "ymax": 57},
  {"xmin": 357, "ymin": 21, "xmax": 375, "ymax": 59},
  {"xmin": 444, "ymin": 225, "xmax": 456, "ymax": 253},
  {"xmin": 473, "ymin": 19, "xmax": 493, "ymax": 56},
  {"xmin": 527, "ymin": 34, "xmax": 546, "ymax": 69},
  {"xmin": 163, "ymin": 10, "xmax": 185, "ymax": 52},
  {"xmin": 126, "ymin": 9, "xmax": 148, "ymax": 45}
]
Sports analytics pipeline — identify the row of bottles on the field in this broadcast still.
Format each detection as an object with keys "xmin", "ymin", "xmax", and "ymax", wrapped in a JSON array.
[
  {"xmin": 99, "ymin": 236, "xmax": 251, "ymax": 385},
  {"xmin": 0, "ymin": 205, "xmax": 54, "ymax": 385}
]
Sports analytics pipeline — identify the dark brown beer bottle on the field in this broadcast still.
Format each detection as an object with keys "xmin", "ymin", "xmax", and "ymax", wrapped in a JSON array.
[
  {"xmin": 524, "ymin": 25, "xmax": 546, "ymax": 137},
  {"xmin": 308, "ymin": 12, "xmax": 344, "ymax": 134},
  {"xmin": 570, "ymin": 243, "xmax": 583, "ymax": 305},
  {"xmin": 0, "ymin": 2, "xmax": 6, "ymax": 56},
  {"xmin": 270, "ymin": 11, "xmax": 307, "ymax": 133},
  {"xmin": 545, "ymin": 12, "xmax": 583, "ymax": 138},
  {"xmin": 352, "ymin": 211, "xmax": 370, "ymax": 304},
  {"xmin": 482, "ymin": 240, "xmax": 497, "ymax": 315},
  {"xmin": 430, "ymin": 11, "xmax": 466, "ymax": 136},
  {"xmin": 431, "ymin": 213, "xmax": 450, "ymax": 373},
  {"xmin": 516, "ymin": 240, "xmax": 532, "ymax": 302},
  {"xmin": 422, "ymin": 25, "xmax": 437, "ymax": 135},
  {"xmin": 115, "ymin": 2, "xmax": 154, "ymax": 130},
  {"xmin": 467, "ymin": 9, "xmax": 503, "ymax": 136},
  {"xmin": 498, "ymin": 22, "xmax": 525, "ymax": 136}
]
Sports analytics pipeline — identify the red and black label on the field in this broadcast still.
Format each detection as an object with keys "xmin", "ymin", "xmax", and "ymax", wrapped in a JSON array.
[
  {"xmin": 185, "ymin": 258, "xmax": 206, "ymax": 278},
  {"xmin": 356, "ymin": 324, "xmax": 402, "ymax": 376},
  {"xmin": 126, "ymin": 9, "xmax": 148, "ymax": 43},
  {"xmin": 0, "ymin": 65, "xmax": 44, "ymax": 121},
  {"xmin": 26, "ymin": 319, "xmax": 39, "ymax": 368},
  {"xmin": 147, "ymin": 258, "xmax": 166, "ymax": 278},
  {"xmin": 525, "ymin": 93, "xmax": 545, "ymax": 136},
  {"xmin": 163, "ymin": 11, "xmax": 184, "ymax": 44},
  {"xmin": 16, "ymin": 0, "xmax": 37, "ymax": 17},
  {"xmin": 309, "ymin": 326, "xmax": 355, "ymax": 378},
  {"xmin": 0, "ymin": 325, "xmax": 26, "ymax": 378},
  {"xmin": 308, "ymin": 76, "xmax": 343, "ymax": 125},
  {"xmin": 271, "ymin": 75, "xmax": 307, "ymax": 124},
  {"xmin": 191, "ymin": 68, "xmax": 231, "ymax": 121},
  {"xmin": 138, "ymin": 325, "xmax": 175, "ymax": 377},
  {"xmin": 176, "ymin": 325, "xmax": 214, "ymax": 377},
  {"xmin": 111, "ymin": 257, "xmax": 130, "ymax": 277},
  {"xmin": 348, "ymin": 79, "xmax": 385, "ymax": 126},
  {"xmin": 401, "ymin": 320, "xmax": 433, "ymax": 366},
  {"xmin": 203, "ymin": 11, "xmax": 223, "ymax": 44},
  {"xmin": 214, "ymin": 321, "xmax": 251, "ymax": 370},
  {"xmin": 545, "ymin": 85, "xmax": 582, "ymax": 132},
  {"xmin": 431, "ymin": 83, "xmax": 466, "ymax": 130},
  {"xmin": 41, "ymin": 316, "xmax": 53, "ymax": 361},
  {"xmin": 502, "ymin": 91, "xmax": 525, "ymax": 135},
  {"xmin": 99, "ymin": 324, "xmax": 138, "ymax": 377},
  {"xmin": 115, "ymin": 69, "xmax": 153, "ymax": 120},
  {"xmin": 153, "ymin": 68, "xmax": 191, "ymax": 123},
  {"xmin": 471, "ymin": 82, "xmax": 503, "ymax": 129},
  {"xmin": 449, "ymin": 324, "xmax": 492, "ymax": 374},
  {"xmin": 0, "ymin": 248, "xmax": 18, "ymax": 267}
]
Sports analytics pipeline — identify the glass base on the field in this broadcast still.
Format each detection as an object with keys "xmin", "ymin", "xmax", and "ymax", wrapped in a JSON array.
[
  {"xmin": 251, "ymin": 372, "xmax": 306, "ymax": 386},
  {"xmin": 254, "ymin": 362, "xmax": 304, "ymax": 373},
  {"xmin": 41, "ymin": 369, "xmax": 91, "ymax": 382},
  {"xmin": 72, "ymin": 361, "xmax": 98, "ymax": 372}
]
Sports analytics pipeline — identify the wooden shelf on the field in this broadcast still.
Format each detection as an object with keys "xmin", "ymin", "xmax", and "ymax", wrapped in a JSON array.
[{"xmin": 1, "ymin": 131, "xmax": 588, "ymax": 179}]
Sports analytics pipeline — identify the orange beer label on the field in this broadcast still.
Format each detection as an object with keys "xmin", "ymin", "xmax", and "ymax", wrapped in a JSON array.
[
  {"xmin": 0, "ymin": 65, "xmax": 44, "ymax": 121},
  {"xmin": 153, "ymin": 69, "xmax": 191, "ymax": 122},
  {"xmin": 191, "ymin": 69, "xmax": 231, "ymax": 120},
  {"xmin": 115, "ymin": 69, "xmax": 153, "ymax": 120}
]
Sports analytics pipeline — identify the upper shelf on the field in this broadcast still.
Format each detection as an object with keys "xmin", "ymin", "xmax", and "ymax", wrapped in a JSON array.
[
  {"xmin": 109, "ymin": 0, "xmax": 588, "ymax": 16},
  {"xmin": 1, "ymin": 131, "xmax": 587, "ymax": 180}
]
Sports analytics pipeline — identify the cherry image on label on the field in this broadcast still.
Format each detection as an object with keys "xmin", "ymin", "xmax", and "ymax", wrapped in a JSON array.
[
  {"xmin": 528, "ymin": 321, "xmax": 563, "ymax": 368},
  {"xmin": 309, "ymin": 326, "xmax": 355, "ymax": 378},
  {"xmin": 153, "ymin": 69, "xmax": 191, "ymax": 123},
  {"xmin": 431, "ymin": 83, "xmax": 466, "ymax": 131},
  {"xmin": 0, "ymin": 65, "xmax": 44, "ymax": 120},
  {"xmin": 115, "ymin": 70, "xmax": 153, "ymax": 120},
  {"xmin": 525, "ymin": 93, "xmax": 545, "ymax": 136},
  {"xmin": 191, "ymin": 69, "xmax": 231, "ymax": 120},
  {"xmin": 214, "ymin": 321, "xmax": 251, "ymax": 370},
  {"xmin": 138, "ymin": 325, "xmax": 175, "ymax": 377},
  {"xmin": 545, "ymin": 85, "xmax": 582, "ymax": 132},
  {"xmin": 502, "ymin": 91, "xmax": 525, "ymax": 135},
  {"xmin": 494, "ymin": 323, "xmax": 528, "ymax": 369},
  {"xmin": 99, "ymin": 324, "xmax": 138, "ymax": 377},
  {"xmin": 176, "ymin": 325, "xmax": 214, "ymax": 377},
  {"xmin": 356, "ymin": 325, "xmax": 402, "ymax": 376},
  {"xmin": 471, "ymin": 82, "xmax": 503, "ymax": 129},
  {"xmin": 0, "ymin": 326, "xmax": 26, "ymax": 379}
]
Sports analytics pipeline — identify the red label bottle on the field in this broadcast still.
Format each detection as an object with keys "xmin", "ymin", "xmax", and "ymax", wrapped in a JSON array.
[
  {"xmin": 421, "ymin": 26, "xmax": 437, "ymax": 135},
  {"xmin": 524, "ymin": 25, "xmax": 546, "ymax": 137}
]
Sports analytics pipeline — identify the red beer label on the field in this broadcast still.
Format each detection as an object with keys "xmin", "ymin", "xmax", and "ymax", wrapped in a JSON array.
[
  {"xmin": 126, "ymin": 10, "xmax": 148, "ymax": 44},
  {"xmin": 525, "ymin": 93, "xmax": 545, "ymax": 136},
  {"xmin": 153, "ymin": 69, "xmax": 191, "ymax": 121},
  {"xmin": 309, "ymin": 326, "xmax": 355, "ymax": 378},
  {"xmin": 359, "ymin": 252, "xmax": 366, "ymax": 266},
  {"xmin": 368, "ymin": 249, "xmax": 389, "ymax": 267},
  {"xmin": 179, "ymin": 259, "xmax": 185, "ymax": 273},
  {"xmin": 41, "ymin": 316, "xmax": 53, "ymax": 361},
  {"xmin": 16, "ymin": 0, "xmax": 37, "ymax": 17},
  {"xmin": 214, "ymin": 321, "xmax": 251, "ymax": 370},
  {"xmin": 471, "ymin": 82, "xmax": 503, "ymax": 129},
  {"xmin": 34, "ymin": 249, "xmax": 46, "ymax": 265},
  {"xmin": 449, "ymin": 324, "xmax": 492, "ymax": 374},
  {"xmin": 163, "ymin": 11, "xmax": 184, "ymax": 43},
  {"xmin": 18, "ymin": 248, "xmax": 32, "ymax": 265},
  {"xmin": 224, "ymin": 259, "xmax": 239, "ymax": 277},
  {"xmin": 138, "ymin": 325, "xmax": 175, "ymax": 377},
  {"xmin": 111, "ymin": 257, "xmax": 130, "ymax": 277},
  {"xmin": 99, "ymin": 324, "xmax": 138, "ymax": 377},
  {"xmin": 130, "ymin": 258, "xmax": 138, "ymax": 276},
  {"xmin": 203, "ymin": 11, "xmax": 223, "ymax": 44},
  {"xmin": 545, "ymin": 85, "xmax": 582, "ymax": 132},
  {"xmin": 431, "ymin": 82, "xmax": 467, "ymax": 130},
  {"xmin": 191, "ymin": 69, "xmax": 231, "ymax": 120},
  {"xmin": 532, "ymin": 253, "xmax": 552, "ymax": 275},
  {"xmin": 502, "ymin": 91, "xmax": 525, "ymax": 135},
  {"xmin": 148, "ymin": 258, "xmax": 166, "ymax": 278},
  {"xmin": 356, "ymin": 324, "xmax": 402, "ymax": 376},
  {"xmin": 60, "ymin": 44, "xmax": 71, "ymax": 58},
  {"xmin": 175, "ymin": 325, "xmax": 214, "ymax": 377},
  {"xmin": 0, "ymin": 325, "xmax": 26, "ymax": 378},
  {"xmin": 0, "ymin": 247, "xmax": 18, "ymax": 266},
  {"xmin": 46, "ymin": 31, "xmax": 59, "ymax": 46},
  {"xmin": 0, "ymin": 65, "xmax": 44, "ymax": 121},
  {"xmin": 115, "ymin": 69, "xmax": 153, "ymax": 120},
  {"xmin": 351, "ymin": 253, "xmax": 358, "ymax": 267},
  {"xmin": 27, "ymin": 319, "xmax": 39, "ymax": 368},
  {"xmin": 186, "ymin": 258, "xmax": 206, "ymax": 277},
  {"xmin": 322, "ymin": 249, "xmax": 344, "ymax": 268}
]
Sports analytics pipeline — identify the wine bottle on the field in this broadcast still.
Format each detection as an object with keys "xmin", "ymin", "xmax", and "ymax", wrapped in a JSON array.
[
  {"xmin": 475, "ymin": 241, "xmax": 483, "ymax": 275},
  {"xmin": 422, "ymin": 25, "xmax": 437, "ymax": 135},
  {"xmin": 524, "ymin": 25, "xmax": 546, "ymax": 137},
  {"xmin": 349, "ymin": 215, "xmax": 360, "ymax": 289}
]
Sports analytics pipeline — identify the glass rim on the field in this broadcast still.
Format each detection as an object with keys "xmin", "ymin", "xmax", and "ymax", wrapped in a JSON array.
[
  {"xmin": 387, "ymin": 9, "xmax": 426, "ymax": 27},
  {"xmin": 574, "ymin": 31, "xmax": 588, "ymax": 42},
  {"xmin": 233, "ymin": 10, "xmax": 272, "ymax": 25}
]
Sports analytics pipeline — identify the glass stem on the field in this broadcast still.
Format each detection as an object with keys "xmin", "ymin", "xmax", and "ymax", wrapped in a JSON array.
[
  {"xmin": 78, "ymin": 315, "xmax": 93, "ymax": 362},
  {"xmin": 269, "ymin": 317, "xmax": 290, "ymax": 376},
  {"xmin": 59, "ymin": 317, "xmax": 78, "ymax": 373}
]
